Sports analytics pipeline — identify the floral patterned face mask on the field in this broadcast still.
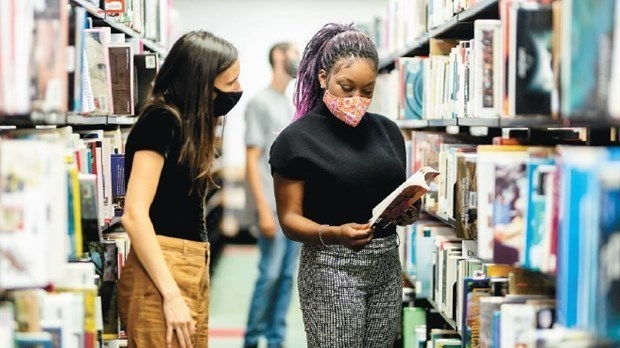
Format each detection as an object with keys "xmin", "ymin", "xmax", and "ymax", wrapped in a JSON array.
[{"xmin": 322, "ymin": 89, "xmax": 372, "ymax": 127}]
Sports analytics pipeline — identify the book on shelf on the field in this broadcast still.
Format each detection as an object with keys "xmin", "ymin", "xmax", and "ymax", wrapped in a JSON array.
[
  {"xmin": 560, "ymin": 0, "xmax": 618, "ymax": 120},
  {"xmin": 134, "ymin": 53, "xmax": 159, "ymax": 114},
  {"xmin": 84, "ymin": 27, "xmax": 114, "ymax": 115},
  {"xmin": 509, "ymin": 2, "xmax": 553, "ymax": 117},
  {"xmin": 108, "ymin": 43, "xmax": 135, "ymax": 116},
  {"xmin": 398, "ymin": 57, "xmax": 426, "ymax": 120},
  {"xmin": 369, "ymin": 166, "xmax": 440, "ymax": 229},
  {"xmin": 455, "ymin": 153, "xmax": 478, "ymax": 239},
  {"xmin": 473, "ymin": 20, "xmax": 502, "ymax": 118}
]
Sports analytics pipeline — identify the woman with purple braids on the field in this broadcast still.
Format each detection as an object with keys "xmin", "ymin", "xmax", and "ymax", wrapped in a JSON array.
[{"xmin": 269, "ymin": 23, "xmax": 420, "ymax": 347}]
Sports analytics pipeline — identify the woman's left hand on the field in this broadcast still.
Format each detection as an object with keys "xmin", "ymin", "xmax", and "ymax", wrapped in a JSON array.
[{"xmin": 396, "ymin": 200, "xmax": 422, "ymax": 226}]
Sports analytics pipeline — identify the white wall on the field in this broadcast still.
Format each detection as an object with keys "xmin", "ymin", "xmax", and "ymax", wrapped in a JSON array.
[{"xmin": 174, "ymin": 0, "xmax": 386, "ymax": 169}]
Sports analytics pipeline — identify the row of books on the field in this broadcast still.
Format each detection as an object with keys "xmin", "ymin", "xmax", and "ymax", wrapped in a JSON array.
[
  {"xmin": 399, "ymin": 132, "xmax": 620, "ymax": 344},
  {"xmin": 0, "ymin": 234, "xmax": 131, "ymax": 348},
  {"xmin": 369, "ymin": 0, "xmax": 491, "ymax": 59},
  {"xmin": 383, "ymin": 0, "xmax": 620, "ymax": 122},
  {"xmin": 0, "ymin": 0, "xmax": 161, "ymax": 117},
  {"xmin": 0, "ymin": 129, "xmax": 128, "ymax": 290},
  {"xmin": 101, "ymin": 0, "xmax": 174, "ymax": 47}
]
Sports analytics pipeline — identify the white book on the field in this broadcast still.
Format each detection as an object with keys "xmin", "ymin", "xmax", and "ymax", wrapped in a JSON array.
[
  {"xmin": 369, "ymin": 166, "xmax": 439, "ymax": 229},
  {"xmin": 446, "ymin": 254, "xmax": 466, "ymax": 320},
  {"xmin": 102, "ymin": 138, "xmax": 113, "ymax": 221},
  {"xmin": 500, "ymin": 303, "xmax": 537, "ymax": 348},
  {"xmin": 473, "ymin": 20, "xmax": 503, "ymax": 118},
  {"xmin": 609, "ymin": 1, "xmax": 620, "ymax": 119},
  {"xmin": 41, "ymin": 293, "xmax": 78, "ymax": 348},
  {"xmin": 0, "ymin": 302, "xmax": 15, "ymax": 348}
]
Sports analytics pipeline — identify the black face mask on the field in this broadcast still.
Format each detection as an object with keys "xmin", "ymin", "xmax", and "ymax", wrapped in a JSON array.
[
  {"xmin": 213, "ymin": 87, "xmax": 243, "ymax": 117},
  {"xmin": 285, "ymin": 58, "xmax": 300, "ymax": 78}
]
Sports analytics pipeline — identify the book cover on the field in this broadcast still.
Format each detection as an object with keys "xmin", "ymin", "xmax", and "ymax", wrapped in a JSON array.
[
  {"xmin": 523, "ymin": 158, "xmax": 555, "ymax": 270},
  {"xmin": 476, "ymin": 146, "xmax": 529, "ymax": 262},
  {"xmin": 79, "ymin": 173, "xmax": 102, "ymax": 249},
  {"xmin": 108, "ymin": 44, "xmax": 135, "ymax": 116},
  {"xmin": 455, "ymin": 153, "xmax": 478, "ymax": 239},
  {"xmin": 84, "ymin": 28, "xmax": 114, "ymax": 115},
  {"xmin": 0, "ymin": 140, "xmax": 67, "ymax": 289},
  {"xmin": 597, "ymin": 164, "xmax": 620, "ymax": 340},
  {"xmin": 609, "ymin": 1, "xmax": 620, "ymax": 119},
  {"xmin": 30, "ymin": 0, "xmax": 68, "ymax": 113},
  {"xmin": 500, "ymin": 303, "xmax": 537, "ymax": 348},
  {"xmin": 473, "ymin": 20, "xmax": 502, "ymax": 118},
  {"xmin": 134, "ymin": 53, "xmax": 158, "ymax": 114},
  {"xmin": 401, "ymin": 57, "xmax": 425, "ymax": 120},
  {"xmin": 68, "ymin": 6, "xmax": 86, "ymax": 113},
  {"xmin": 462, "ymin": 278, "xmax": 491, "ymax": 348},
  {"xmin": 510, "ymin": 3, "xmax": 553, "ymax": 116},
  {"xmin": 561, "ymin": 0, "xmax": 617, "ymax": 119},
  {"xmin": 369, "ymin": 166, "xmax": 439, "ymax": 229},
  {"xmin": 415, "ymin": 225, "xmax": 456, "ymax": 299},
  {"xmin": 479, "ymin": 296, "xmax": 504, "ymax": 348},
  {"xmin": 0, "ymin": 302, "xmax": 15, "ymax": 348},
  {"xmin": 88, "ymin": 241, "xmax": 120, "ymax": 336}
]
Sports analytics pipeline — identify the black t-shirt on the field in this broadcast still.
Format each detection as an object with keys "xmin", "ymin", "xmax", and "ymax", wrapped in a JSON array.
[
  {"xmin": 124, "ymin": 107, "xmax": 205, "ymax": 241},
  {"xmin": 269, "ymin": 102, "xmax": 406, "ymax": 238}
]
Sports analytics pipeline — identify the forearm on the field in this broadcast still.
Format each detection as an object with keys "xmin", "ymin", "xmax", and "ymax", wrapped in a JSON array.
[
  {"xmin": 246, "ymin": 155, "xmax": 271, "ymax": 214},
  {"xmin": 121, "ymin": 212, "xmax": 179, "ymax": 298},
  {"xmin": 277, "ymin": 210, "xmax": 340, "ymax": 246}
]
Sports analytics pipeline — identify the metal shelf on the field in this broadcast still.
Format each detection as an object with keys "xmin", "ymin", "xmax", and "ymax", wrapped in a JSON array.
[
  {"xmin": 397, "ymin": 119, "xmax": 429, "ymax": 129},
  {"xmin": 457, "ymin": 0, "xmax": 500, "ymax": 22},
  {"xmin": 457, "ymin": 117, "xmax": 500, "ymax": 127},
  {"xmin": 0, "ymin": 113, "xmax": 67, "ymax": 126},
  {"xmin": 428, "ymin": 119, "xmax": 458, "ymax": 127},
  {"xmin": 70, "ymin": 0, "xmax": 105, "ymax": 18}
]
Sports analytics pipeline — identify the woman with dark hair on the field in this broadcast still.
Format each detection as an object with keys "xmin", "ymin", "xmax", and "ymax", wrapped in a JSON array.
[
  {"xmin": 270, "ymin": 23, "xmax": 420, "ymax": 347},
  {"xmin": 119, "ymin": 31, "xmax": 242, "ymax": 348}
]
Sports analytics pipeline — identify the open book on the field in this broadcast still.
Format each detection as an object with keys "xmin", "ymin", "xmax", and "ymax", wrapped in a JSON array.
[{"xmin": 369, "ymin": 166, "xmax": 440, "ymax": 229}]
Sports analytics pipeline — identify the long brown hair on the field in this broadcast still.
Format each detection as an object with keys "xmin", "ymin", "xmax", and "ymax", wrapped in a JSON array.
[{"xmin": 142, "ymin": 31, "xmax": 238, "ymax": 196}]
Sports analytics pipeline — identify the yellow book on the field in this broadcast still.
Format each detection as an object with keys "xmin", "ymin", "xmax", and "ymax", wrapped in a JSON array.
[{"xmin": 67, "ymin": 157, "xmax": 83, "ymax": 258}]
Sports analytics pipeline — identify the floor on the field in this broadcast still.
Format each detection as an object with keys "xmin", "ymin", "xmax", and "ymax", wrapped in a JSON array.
[{"xmin": 208, "ymin": 244, "xmax": 307, "ymax": 348}]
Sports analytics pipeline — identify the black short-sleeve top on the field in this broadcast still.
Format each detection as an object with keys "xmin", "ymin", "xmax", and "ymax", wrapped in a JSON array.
[
  {"xmin": 124, "ymin": 107, "xmax": 205, "ymax": 241},
  {"xmin": 269, "ymin": 101, "xmax": 406, "ymax": 238}
]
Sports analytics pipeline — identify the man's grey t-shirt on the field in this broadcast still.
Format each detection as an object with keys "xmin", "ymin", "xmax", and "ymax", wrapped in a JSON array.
[{"xmin": 245, "ymin": 87, "xmax": 294, "ymax": 210}]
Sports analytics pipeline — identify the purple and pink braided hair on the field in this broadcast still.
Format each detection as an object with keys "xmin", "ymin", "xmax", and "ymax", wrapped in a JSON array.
[{"xmin": 292, "ymin": 23, "xmax": 380, "ymax": 120}]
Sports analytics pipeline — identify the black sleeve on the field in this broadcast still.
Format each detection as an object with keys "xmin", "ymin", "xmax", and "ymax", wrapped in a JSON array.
[
  {"xmin": 269, "ymin": 127, "xmax": 308, "ymax": 181},
  {"xmin": 384, "ymin": 116, "xmax": 407, "ymax": 172},
  {"xmin": 130, "ymin": 107, "xmax": 178, "ymax": 158}
]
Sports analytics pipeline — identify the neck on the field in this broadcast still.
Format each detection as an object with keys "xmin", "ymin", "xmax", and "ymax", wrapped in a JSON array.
[{"xmin": 270, "ymin": 70, "xmax": 291, "ymax": 93}]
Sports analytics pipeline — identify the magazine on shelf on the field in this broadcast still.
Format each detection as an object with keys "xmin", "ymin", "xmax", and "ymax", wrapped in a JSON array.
[{"xmin": 369, "ymin": 166, "xmax": 440, "ymax": 229}]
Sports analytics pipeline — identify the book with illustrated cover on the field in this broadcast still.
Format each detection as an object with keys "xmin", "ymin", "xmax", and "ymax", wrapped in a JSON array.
[
  {"xmin": 476, "ymin": 146, "xmax": 529, "ymax": 262},
  {"xmin": 0, "ymin": 140, "xmax": 67, "ymax": 289},
  {"xmin": 523, "ymin": 158, "xmax": 555, "ymax": 270},
  {"xmin": 88, "ymin": 241, "xmax": 120, "ymax": 337},
  {"xmin": 455, "ymin": 153, "xmax": 478, "ymax": 239},
  {"xmin": 500, "ymin": 303, "xmax": 537, "ymax": 348},
  {"xmin": 415, "ymin": 225, "xmax": 456, "ymax": 298},
  {"xmin": 597, "ymin": 163, "xmax": 620, "ymax": 340},
  {"xmin": 369, "ymin": 166, "xmax": 439, "ymax": 229},
  {"xmin": 84, "ymin": 28, "xmax": 114, "ymax": 115},
  {"xmin": 462, "ymin": 278, "xmax": 491, "ymax": 348},
  {"xmin": 561, "ymin": 0, "xmax": 617, "ymax": 120},
  {"xmin": 31, "ymin": 0, "xmax": 68, "ymax": 113},
  {"xmin": 473, "ymin": 20, "xmax": 502, "ymax": 118},
  {"xmin": 399, "ymin": 57, "xmax": 426, "ymax": 120}
]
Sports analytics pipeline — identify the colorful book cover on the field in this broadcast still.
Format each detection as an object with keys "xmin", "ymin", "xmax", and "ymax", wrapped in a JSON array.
[
  {"xmin": 479, "ymin": 296, "xmax": 504, "ymax": 348},
  {"xmin": 455, "ymin": 153, "xmax": 478, "ymax": 239},
  {"xmin": 500, "ymin": 304, "xmax": 537, "ymax": 348},
  {"xmin": 31, "ymin": 0, "xmax": 68, "ymax": 113},
  {"xmin": 523, "ymin": 158, "xmax": 555, "ymax": 270},
  {"xmin": 510, "ymin": 3, "xmax": 553, "ymax": 116},
  {"xmin": 84, "ymin": 28, "xmax": 114, "ymax": 115},
  {"xmin": 473, "ymin": 20, "xmax": 502, "ymax": 118},
  {"xmin": 462, "ymin": 278, "xmax": 491, "ymax": 348},
  {"xmin": 88, "ymin": 241, "xmax": 120, "ymax": 337},
  {"xmin": 401, "ymin": 57, "xmax": 425, "ymax": 120},
  {"xmin": 561, "ymin": 0, "xmax": 617, "ymax": 119},
  {"xmin": 597, "ymin": 161, "xmax": 620, "ymax": 340}
]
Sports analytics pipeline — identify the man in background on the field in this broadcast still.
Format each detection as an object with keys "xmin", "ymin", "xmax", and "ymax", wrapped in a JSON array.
[{"xmin": 243, "ymin": 42, "xmax": 301, "ymax": 348}]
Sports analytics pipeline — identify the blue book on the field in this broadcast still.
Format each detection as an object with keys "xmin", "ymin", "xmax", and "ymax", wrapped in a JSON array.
[
  {"xmin": 561, "ymin": 0, "xmax": 617, "ymax": 119},
  {"xmin": 403, "ymin": 58, "xmax": 425, "ymax": 120},
  {"xmin": 492, "ymin": 310, "xmax": 501, "ymax": 348},
  {"xmin": 523, "ymin": 158, "xmax": 555, "ymax": 269},
  {"xmin": 462, "ymin": 278, "xmax": 491, "ymax": 348},
  {"xmin": 597, "ymin": 160, "xmax": 620, "ymax": 340},
  {"xmin": 110, "ymin": 154, "xmax": 125, "ymax": 198}
]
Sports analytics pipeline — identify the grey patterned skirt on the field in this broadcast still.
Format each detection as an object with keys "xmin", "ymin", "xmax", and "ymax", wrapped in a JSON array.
[{"xmin": 298, "ymin": 233, "xmax": 402, "ymax": 348}]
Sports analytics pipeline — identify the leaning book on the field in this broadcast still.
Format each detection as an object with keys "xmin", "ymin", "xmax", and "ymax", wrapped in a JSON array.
[{"xmin": 369, "ymin": 166, "xmax": 440, "ymax": 229}]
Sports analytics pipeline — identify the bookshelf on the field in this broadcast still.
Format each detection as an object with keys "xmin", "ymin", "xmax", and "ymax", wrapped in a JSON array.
[
  {"xmin": 0, "ymin": 0, "xmax": 169, "ymax": 346},
  {"xmin": 384, "ymin": 0, "xmax": 620, "ymax": 346}
]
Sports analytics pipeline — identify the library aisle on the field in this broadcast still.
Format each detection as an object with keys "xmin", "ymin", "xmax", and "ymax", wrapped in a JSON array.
[{"xmin": 209, "ymin": 245, "xmax": 307, "ymax": 348}]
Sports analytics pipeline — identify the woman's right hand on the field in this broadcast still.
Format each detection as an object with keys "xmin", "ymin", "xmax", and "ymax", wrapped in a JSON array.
[
  {"xmin": 163, "ymin": 292, "xmax": 196, "ymax": 348},
  {"xmin": 335, "ymin": 223, "xmax": 374, "ymax": 252}
]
